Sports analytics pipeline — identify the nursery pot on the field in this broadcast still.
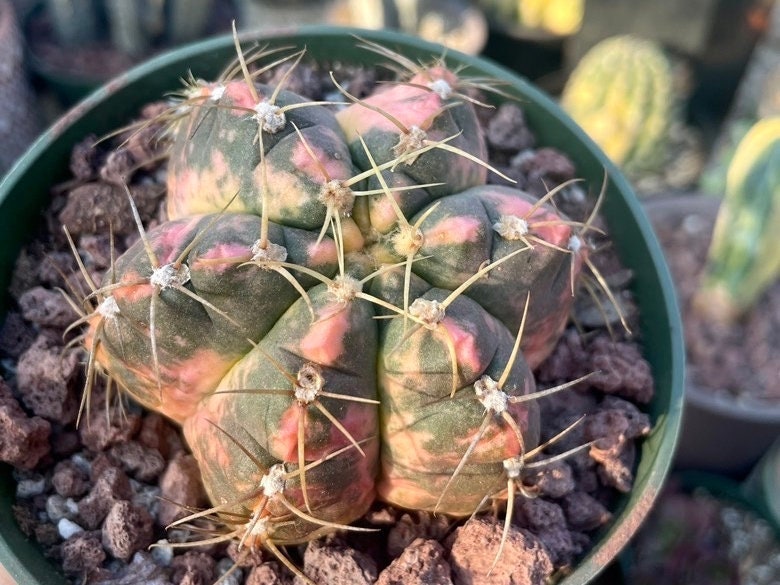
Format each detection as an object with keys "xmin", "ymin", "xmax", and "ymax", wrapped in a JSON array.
[
  {"xmin": 644, "ymin": 195, "xmax": 780, "ymax": 476},
  {"xmin": 0, "ymin": 26, "xmax": 684, "ymax": 584}
]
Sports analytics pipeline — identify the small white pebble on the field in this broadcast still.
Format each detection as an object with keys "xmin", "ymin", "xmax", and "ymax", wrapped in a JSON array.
[
  {"xmin": 57, "ymin": 518, "xmax": 84, "ymax": 540},
  {"xmin": 150, "ymin": 540, "xmax": 174, "ymax": 566},
  {"xmin": 70, "ymin": 454, "xmax": 92, "ymax": 474},
  {"xmin": 16, "ymin": 477, "xmax": 46, "ymax": 498},
  {"xmin": 46, "ymin": 495, "xmax": 71, "ymax": 522}
]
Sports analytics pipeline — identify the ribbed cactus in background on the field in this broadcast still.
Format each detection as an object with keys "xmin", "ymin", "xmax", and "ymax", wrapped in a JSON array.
[
  {"xmin": 478, "ymin": 0, "xmax": 585, "ymax": 36},
  {"xmin": 560, "ymin": 35, "xmax": 677, "ymax": 178},
  {"xmin": 74, "ymin": 36, "xmax": 610, "ymax": 580},
  {"xmin": 693, "ymin": 116, "xmax": 780, "ymax": 325},
  {"xmin": 44, "ymin": 0, "xmax": 214, "ymax": 56}
]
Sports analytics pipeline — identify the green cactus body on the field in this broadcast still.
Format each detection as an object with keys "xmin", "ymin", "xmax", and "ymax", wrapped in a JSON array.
[
  {"xmin": 694, "ymin": 116, "xmax": 780, "ymax": 323},
  {"xmin": 377, "ymin": 287, "xmax": 540, "ymax": 515},
  {"xmin": 336, "ymin": 66, "xmax": 488, "ymax": 234},
  {"xmin": 400, "ymin": 185, "xmax": 583, "ymax": 367},
  {"xmin": 87, "ymin": 213, "xmax": 338, "ymax": 422},
  {"xmin": 184, "ymin": 283, "xmax": 379, "ymax": 542},
  {"xmin": 167, "ymin": 80, "xmax": 365, "ymax": 252},
  {"xmin": 560, "ymin": 35, "xmax": 675, "ymax": 177},
  {"xmin": 80, "ymin": 42, "xmax": 600, "ymax": 562}
]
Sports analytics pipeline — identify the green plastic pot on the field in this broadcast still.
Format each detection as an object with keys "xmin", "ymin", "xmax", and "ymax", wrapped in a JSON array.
[{"xmin": 0, "ymin": 26, "xmax": 685, "ymax": 584}]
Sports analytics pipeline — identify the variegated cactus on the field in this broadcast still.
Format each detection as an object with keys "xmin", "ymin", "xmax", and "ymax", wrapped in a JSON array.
[
  {"xmin": 74, "ymin": 35, "xmax": 610, "ymax": 581},
  {"xmin": 693, "ymin": 116, "xmax": 780, "ymax": 325},
  {"xmin": 560, "ymin": 35, "xmax": 678, "ymax": 178}
]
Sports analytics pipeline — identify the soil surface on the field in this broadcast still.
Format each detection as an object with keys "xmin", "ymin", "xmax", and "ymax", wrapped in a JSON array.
[
  {"xmin": 1, "ymin": 60, "xmax": 655, "ymax": 585},
  {"xmin": 652, "ymin": 201, "xmax": 780, "ymax": 405}
]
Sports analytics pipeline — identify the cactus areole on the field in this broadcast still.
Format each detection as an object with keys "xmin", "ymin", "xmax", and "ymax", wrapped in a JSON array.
[{"xmin": 76, "ymin": 35, "xmax": 627, "ymax": 576}]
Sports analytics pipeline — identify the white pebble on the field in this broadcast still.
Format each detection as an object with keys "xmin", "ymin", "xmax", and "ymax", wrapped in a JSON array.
[
  {"xmin": 46, "ymin": 495, "xmax": 71, "ymax": 522},
  {"xmin": 57, "ymin": 518, "xmax": 84, "ymax": 539},
  {"xmin": 16, "ymin": 477, "xmax": 46, "ymax": 498},
  {"xmin": 150, "ymin": 540, "xmax": 174, "ymax": 566}
]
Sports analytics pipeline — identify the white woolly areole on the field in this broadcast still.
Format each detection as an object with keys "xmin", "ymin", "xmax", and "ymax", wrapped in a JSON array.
[
  {"xmin": 254, "ymin": 100, "xmax": 286, "ymax": 134},
  {"xmin": 393, "ymin": 125, "xmax": 428, "ymax": 163},
  {"xmin": 328, "ymin": 274, "xmax": 362, "ymax": 304},
  {"xmin": 409, "ymin": 298, "xmax": 445, "ymax": 326},
  {"xmin": 260, "ymin": 464, "xmax": 286, "ymax": 497},
  {"xmin": 428, "ymin": 78, "xmax": 453, "ymax": 100},
  {"xmin": 493, "ymin": 215, "xmax": 529, "ymax": 240},
  {"xmin": 503, "ymin": 455, "xmax": 523, "ymax": 479},
  {"xmin": 251, "ymin": 241, "xmax": 288, "ymax": 264},
  {"xmin": 568, "ymin": 235, "xmax": 582, "ymax": 253},
  {"xmin": 474, "ymin": 375, "xmax": 508, "ymax": 413},
  {"xmin": 209, "ymin": 84, "xmax": 226, "ymax": 101},
  {"xmin": 295, "ymin": 363, "xmax": 324, "ymax": 403},
  {"xmin": 393, "ymin": 225, "xmax": 424, "ymax": 257},
  {"xmin": 248, "ymin": 516, "xmax": 270, "ymax": 538},
  {"xmin": 97, "ymin": 296, "xmax": 120, "ymax": 319},
  {"xmin": 318, "ymin": 180, "xmax": 355, "ymax": 216},
  {"xmin": 150, "ymin": 263, "xmax": 191, "ymax": 290}
]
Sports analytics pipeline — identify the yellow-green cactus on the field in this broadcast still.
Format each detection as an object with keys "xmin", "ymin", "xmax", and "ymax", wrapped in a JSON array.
[
  {"xmin": 693, "ymin": 116, "xmax": 780, "ymax": 324},
  {"xmin": 560, "ymin": 35, "xmax": 677, "ymax": 177}
]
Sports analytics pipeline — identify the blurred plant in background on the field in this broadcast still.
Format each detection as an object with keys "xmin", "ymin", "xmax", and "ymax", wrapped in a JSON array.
[{"xmin": 477, "ymin": 0, "xmax": 585, "ymax": 38}]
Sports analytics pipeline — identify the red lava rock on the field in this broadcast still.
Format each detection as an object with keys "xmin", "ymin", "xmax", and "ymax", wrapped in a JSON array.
[
  {"xmin": 299, "ymin": 536, "xmax": 378, "ymax": 585},
  {"xmin": 387, "ymin": 511, "xmax": 452, "ymax": 558},
  {"xmin": 58, "ymin": 182, "xmax": 162, "ymax": 238},
  {"xmin": 61, "ymin": 530, "xmax": 106, "ymax": 574},
  {"xmin": 447, "ymin": 517, "xmax": 554, "ymax": 585},
  {"xmin": 102, "ymin": 500, "xmax": 155, "ymax": 561},
  {"xmin": 138, "ymin": 412, "xmax": 185, "ymax": 460},
  {"xmin": 560, "ymin": 491, "xmax": 612, "ymax": 532},
  {"xmin": 52, "ymin": 460, "xmax": 89, "ymax": 498},
  {"xmin": 588, "ymin": 336, "xmax": 655, "ymax": 403},
  {"xmin": 0, "ymin": 378, "xmax": 51, "ymax": 469},
  {"xmin": 171, "ymin": 551, "xmax": 217, "ymax": 585},
  {"xmin": 514, "ymin": 498, "xmax": 578, "ymax": 567},
  {"xmin": 377, "ymin": 538, "xmax": 453, "ymax": 585},
  {"xmin": 486, "ymin": 103, "xmax": 535, "ymax": 153},
  {"xmin": 158, "ymin": 454, "xmax": 208, "ymax": 527},
  {"xmin": 246, "ymin": 562, "xmax": 293, "ymax": 585},
  {"xmin": 18, "ymin": 286, "xmax": 76, "ymax": 329},
  {"xmin": 79, "ymin": 406, "xmax": 142, "ymax": 452},
  {"xmin": 78, "ymin": 466, "xmax": 133, "ymax": 530},
  {"xmin": 16, "ymin": 334, "xmax": 80, "ymax": 424},
  {"xmin": 516, "ymin": 147, "xmax": 577, "ymax": 198},
  {"xmin": 108, "ymin": 440, "xmax": 166, "ymax": 482},
  {"xmin": 522, "ymin": 460, "xmax": 575, "ymax": 499},
  {"xmin": 0, "ymin": 310, "xmax": 36, "ymax": 358}
]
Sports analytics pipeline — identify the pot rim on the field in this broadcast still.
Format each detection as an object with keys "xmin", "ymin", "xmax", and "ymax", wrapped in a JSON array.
[{"xmin": 0, "ymin": 25, "xmax": 685, "ymax": 585}]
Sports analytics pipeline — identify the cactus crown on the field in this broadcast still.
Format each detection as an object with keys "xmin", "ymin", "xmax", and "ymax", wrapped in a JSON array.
[{"xmin": 66, "ymin": 31, "xmax": 635, "ymax": 584}]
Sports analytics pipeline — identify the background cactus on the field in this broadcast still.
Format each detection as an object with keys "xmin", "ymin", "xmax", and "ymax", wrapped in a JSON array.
[
  {"xmin": 44, "ymin": 0, "xmax": 214, "ymax": 57},
  {"xmin": 692, "ymin": 116, "xmax": 780, "ymax": 325},
  {"xmin": 73, "ymin": 36, "xmax": 625, "ymax": 579},
  {"xmin": 560, "ymin": 34, "xmax": 679, "ymax": 179}
]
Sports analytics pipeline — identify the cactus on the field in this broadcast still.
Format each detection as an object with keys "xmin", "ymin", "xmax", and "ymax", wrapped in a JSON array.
[
  {"xmin": 693, "ymin": 116, "xmax": 780, "ymax": 325},
  {"xmin": 478, "ymin": 0, "xmax": 585, "ymax": 37},
  {"xmin": 560, "ymin": 35, "xmax": 677, "ymax": 178},
  {"xmin": 73, "ymin": 35, "xmax": 623, "ymax": 581},
  {"xmin": 45, "ymin": 0, "xmax": 214, "ymax": 57}
]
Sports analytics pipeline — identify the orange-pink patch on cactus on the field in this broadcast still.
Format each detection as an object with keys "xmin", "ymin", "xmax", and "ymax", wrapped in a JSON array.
[
  {"xmin": 424, "ymin": 216, "xmax": 483, "ymax": 247},
  {"xmin": 298, "ymin": 309, "xmax": 351, "ymax": 365}
]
